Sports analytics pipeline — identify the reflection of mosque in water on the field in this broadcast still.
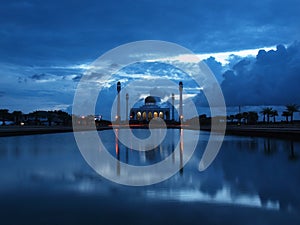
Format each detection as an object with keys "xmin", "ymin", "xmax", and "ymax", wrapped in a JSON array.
[{"xmin": 114, "ymin": 129, "xmax": 184, "ymax": 176}]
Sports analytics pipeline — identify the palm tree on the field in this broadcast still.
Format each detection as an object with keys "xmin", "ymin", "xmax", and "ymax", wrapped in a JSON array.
[
  {"xmin": 286, "ymin": 104, "xmax": 299, "ymax": 123},
  {"xmin": 282, "ymin": 111, "xmax": 290, "ymax": 123},
  {"xmin": 260, "ymin": 110, "xmax": 266, "ymax": 123},
  {"xmin": 271, "ymin": 110, "xmax": 278, "ymax": 123},
  {"xmin": 260, "ymin": 107, "xmax": 273, "ymax": 123}
]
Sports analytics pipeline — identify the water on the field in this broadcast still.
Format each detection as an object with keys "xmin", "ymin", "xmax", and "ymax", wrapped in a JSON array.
[{"xmin": 0, "ymin": 129, "xmax": 299, "ymax": 225}]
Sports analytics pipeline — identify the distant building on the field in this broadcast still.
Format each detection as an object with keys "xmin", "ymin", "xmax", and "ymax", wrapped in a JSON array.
[
  {"xmin": 130, "ymin": 96, "xmax": 171, "ymax": 121},
  {"xmin": 116, "ymin": 81, "xmax": 183, "ymax": 123}
]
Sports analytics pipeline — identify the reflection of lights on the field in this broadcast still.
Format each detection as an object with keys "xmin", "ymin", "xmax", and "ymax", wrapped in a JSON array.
[
  {"xmin": 146, "ymin": 187, "xmax": 280, "ymax": 210},
  {"xmin": 115, "ymin": 129, "xmax": 120, "ymax": 176},
  {"xmin": 115, "ymin": 129, "xmax": 119, "ymax": 155},
  {"xmin": 180, "ymin": 129, "xmax": 184, "ymax": 152},
  {"xmin": 20, "ymin": 122, "xmax": 25, "ymax": 126}
]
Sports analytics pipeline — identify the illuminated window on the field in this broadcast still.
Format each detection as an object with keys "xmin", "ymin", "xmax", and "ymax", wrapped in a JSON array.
[
  {"xmin": 137, "ymin": 112, "xmax": 141, "ymax": 120},
  {"xmin": 154, "ymin": 112, "xmax": 158, "ymax": 118},
  {"xmin": 159, "ymin": 112, "xmax": 164, "ymax": 119},
  {"xmin": 142, "ymin": 112, "xmax": 147, "ymax": 120},
  {"xmin": 148, "ymin": 112, "xmax": 153, "ymax": 120}
]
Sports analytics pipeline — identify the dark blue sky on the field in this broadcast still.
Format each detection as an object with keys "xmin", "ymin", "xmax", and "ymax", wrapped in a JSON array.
[{"xmin": 1, "ymin": 0, "xmax": 300, "ymax": 116}]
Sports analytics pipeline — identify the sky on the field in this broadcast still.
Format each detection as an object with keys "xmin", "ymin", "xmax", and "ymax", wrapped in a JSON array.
[{"xmin": 1, "ymin": 0, "xmax": 300, "ymax": 119}]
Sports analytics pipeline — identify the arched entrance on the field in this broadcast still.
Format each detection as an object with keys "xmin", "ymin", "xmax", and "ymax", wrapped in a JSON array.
[
  {"xmin": 159, "ymin": 112, "xmax": 164, "ymax": 119},
  {"xmin": 137, "ymin": 112, "xmax": 141, "ymax": 120},
  {"xmin": 142, "ymin": 112, "xmax": 147, "ymax": 120},
  {"xmin": 148, "ymin": 112, "xmax": 153, "ymax": 120}
]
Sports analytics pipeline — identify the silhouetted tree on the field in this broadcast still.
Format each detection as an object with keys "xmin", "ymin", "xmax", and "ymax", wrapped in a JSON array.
[
  {"xmin": 0, "ymin": 109, "xmax": 9, "ymax": 125},
  {"xmin": 32, "ymin": 111, "xmax": 41, "ymax": 125},
  {"xmin": 54, "ymin": 110, "xmax": 71, "ymax": 125},
  {"xmin": 286, "ymin": 104, "xmax": 299, "ymax": 123},
  {"xmin": 47, "ymin": 111, "xmax": 53, "ymax": 126},
  {"xmin": 228, "ymin": 115, "xmax": 235, "ymax": 123},
  {"xmin": 260, "ymin": 110, "xmax": 266, "ymax": 123},
  {"xmin": 247, "ymin": 111, "xmax": 259, "ymax": 124},
  {"xmin": 260, "ymin": 107, "xmax": 273, "ymax": 123},
  {"xmin": 235, "ymin": 113, "xmax": 243, "ymax": 124},
  {"xmin": 242, "ymin": 112, "xmax": 249, "ymax": 124},
  {"xmin": 282, "ymin": 111, "xmax": 290, "ymax": 123},
  {"xmin": 270, "ymin": 110, "xmax": 278, "ymax": 123},
  {"xmin": 12, "ymin": 111, "xmax": 23, "ymax": 125}
]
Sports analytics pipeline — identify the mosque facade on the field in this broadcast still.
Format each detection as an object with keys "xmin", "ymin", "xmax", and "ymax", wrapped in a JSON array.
[
  {"xmin": 129, "ymin": 96, "xmax": 171, "ymax": 121},
  {"xmin": 116, "ymin": 81, "xmax": 183, "ymax": 122}
]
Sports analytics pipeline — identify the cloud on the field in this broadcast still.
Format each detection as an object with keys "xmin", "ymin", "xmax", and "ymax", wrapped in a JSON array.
[
  {"xmin": 30, "ymin": 73, "xmax": 55, "ymax": 82},
  {"xmin": 1, "ymin": 0, "xmax": 300, "ymax": 115},
  {"xmin": 0, "ymin": 63, "xmax": 82, "ymax": 113},
  {"xmin": 221, "ymin": 42, "xmax": 300, "ymax": 106},
  {"xmin": 71, "ymin": 75, "xmax": 82, "ymax": 82},
  {"xmin": 203, "ymin": 57, "xmax": 224, "ymax": 83},
  {"xmin": 1, "ymin": 0, "xmax": 300, "ymax": 67},
  {"xmin": 29, "ymin": 73, "xmax": 81, "ymax": 83}
]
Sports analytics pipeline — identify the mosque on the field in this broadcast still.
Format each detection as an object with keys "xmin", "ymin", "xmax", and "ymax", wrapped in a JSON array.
[
  {"xmin": 116, "ymin": 81, "xmax": 183, "ymax": 123},
  {"xmin": 130, "ymin": 96, "xmax": 171, "ymax": 121}
]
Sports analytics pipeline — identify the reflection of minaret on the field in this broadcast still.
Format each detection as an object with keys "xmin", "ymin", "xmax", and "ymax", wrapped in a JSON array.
[
  {"xmin": 115, "ymin": 129, "xmax": 120, "ymax": 175},
  {"xmin": 179, "ymin": 128, "xmax": 184, "ymax": 175},
  {"xmin": 172, "ymin": 93, "xmax": 175, "ymax": 121},
  {"xmin": 171, "ymin": 129, "xmax": 175, "ymax": 163},
  {"xmin": 126, "ymin": 147, "xmax": 129, "ymax": 164},
  {"xmin": 117, "ymin": 81, "xmax": 121, "ymax": 122},
  {"xmin": 126, "ymin": 93, "xmax": 129, "ymax": 121},
  {"xmin": 179, "ymin": 81, "xmax": 183, "ymax": 123}
]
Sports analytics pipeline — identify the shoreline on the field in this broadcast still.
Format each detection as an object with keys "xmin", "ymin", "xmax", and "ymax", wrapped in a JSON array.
[
  {"xmin": 0, "ymin": 126, "xmax": 74, "ymax": 137},
  {"xmin": 201, "ymin": 124, "xmax": 300, "ymax": 140},
  {"xmin": 0, "ymin": 124, "xmax": 300, "ymax": 140}
]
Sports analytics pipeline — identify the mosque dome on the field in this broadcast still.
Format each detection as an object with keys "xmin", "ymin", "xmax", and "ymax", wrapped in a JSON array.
[
  {"xmin": 145, "ymin": 96, "xmax": 156, "ymax": 104},
  {"xmin": 144, "ymin": 96, "xmax": 162, "ymax": 105}
]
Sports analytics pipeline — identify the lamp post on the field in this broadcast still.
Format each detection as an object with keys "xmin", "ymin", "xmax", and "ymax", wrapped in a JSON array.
[
  {"xmin": 172, "ymin": 93, "xmax": 175, "ymax": 121},
  {"xmin": 126, "ymin": 93, "xmax": 129, "ymax": 122},
  {"xmin": 179, "ymin": 81, "xmax": 183, "ymax": 123},
  {"xmin": 117, "ymin": 81, "xmax": 121, "ymax": 122}
]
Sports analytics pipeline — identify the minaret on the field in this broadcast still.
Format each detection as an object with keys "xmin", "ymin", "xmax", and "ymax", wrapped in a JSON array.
[
  {"xmin": 179, "ymin": 81, "xmax": 183, "ymax": 123},
  {"xmin": 172, "ymin": 93, "xmax": 175, "ymax": 121},
  {"xmin": 117, "ymin": 81, "xmax": 121, "ymax": 122},
  {"xmin": 126, "ymin": 93, "xmax": 129, "ymax": 121}
]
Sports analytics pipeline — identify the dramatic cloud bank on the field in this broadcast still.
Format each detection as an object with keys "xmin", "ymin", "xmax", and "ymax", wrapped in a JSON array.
[
  {"xmin": 221, "ymin": 42, "xmax": 300, "ymax": 106},
  {"xmin": 1, "ymin": 0, "xmax": 300, "ymax": 114}
]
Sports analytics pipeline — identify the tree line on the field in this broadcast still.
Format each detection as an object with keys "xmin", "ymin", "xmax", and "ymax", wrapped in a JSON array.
[
  {"xmin": 0, "ymin": 109, "xmax": 72, "ymax": 126},
  {"xmin": 228, "ymin": 104, "xmax": 299, "ymax": 124}
]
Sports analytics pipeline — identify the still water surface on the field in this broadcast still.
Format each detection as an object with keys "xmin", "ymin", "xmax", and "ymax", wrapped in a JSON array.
[{"xmin": 0, "ymin": 129, "xmax": 299, "ymax": 225}]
